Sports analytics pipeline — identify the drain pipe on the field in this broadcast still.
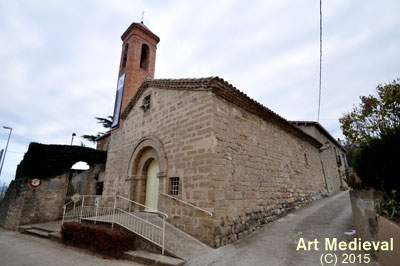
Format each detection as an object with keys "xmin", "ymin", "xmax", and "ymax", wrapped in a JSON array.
[{"xmin": 319, "ymin": 144, "xmax": 330, "ymax": 194}]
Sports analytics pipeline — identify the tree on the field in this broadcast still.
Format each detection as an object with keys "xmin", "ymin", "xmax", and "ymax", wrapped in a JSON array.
[
  {"xmin": 339, "ymin": 79, "xmax": 400, "ymax": 144},
  {"xmin": 82, "ymin": 116, "xmax": 113, "ymax": 143}
]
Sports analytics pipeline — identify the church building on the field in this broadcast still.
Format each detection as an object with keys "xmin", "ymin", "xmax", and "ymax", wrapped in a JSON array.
[{"xmin": 101, "ymin": 22, "xmax": 347, "ymax": 247}]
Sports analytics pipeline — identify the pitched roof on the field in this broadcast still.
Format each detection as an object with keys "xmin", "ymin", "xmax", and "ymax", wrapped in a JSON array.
[
  {"xmin": 121, "ymin": 22, "xmax": 160, "ymax": 43},
  {"xmin": 290, "ymin": 120, "xmax": 345, "ymax": 152},
  {"xmin": 121, "ymin": 77, "xmax": 322, "ymax": 148}
]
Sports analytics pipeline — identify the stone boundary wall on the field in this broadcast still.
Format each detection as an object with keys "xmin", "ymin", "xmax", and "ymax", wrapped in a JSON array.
[
  {"xmin": 0, "ymin": 175, "xmax": 69, "ymax": 229},
  {"xmin": 349, "ymin": 189, "xmax": 381, "ymax": 242},
  {"xmin": 19, "ymin": 174, "xmax": 69, "ymax": 225},
  {"xmin": 0, "ymin": 180, "xmax": 27, "ymax": 230}
]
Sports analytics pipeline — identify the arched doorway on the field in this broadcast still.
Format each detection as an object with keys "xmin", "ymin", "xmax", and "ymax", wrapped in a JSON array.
[
  {"xmin": 127, "ymin": 136, "xmax": 168, "ymax": 210},
  {"xmin": 144, "ymin": 158, "xmax": 159, "ymax": 211}
]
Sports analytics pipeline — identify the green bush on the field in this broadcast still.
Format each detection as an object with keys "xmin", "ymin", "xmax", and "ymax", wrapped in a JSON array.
[
  {"xmin": 16, "ymin": 142, "xmax": 106, "ymax": 181},
  {"xmin": 353, "ymin": 127, "xmax": 400, "ymax": 192},
  {"xmin": 352, "ymin": 127, "xmax": 400, "ymax": 221},
  {"xmin": 62, "ymin": 222, "xmax": 135, "ymax": 257},
  {"xmin": 377, "ymin": 191, "xmax": 400, "ymax": 221}
]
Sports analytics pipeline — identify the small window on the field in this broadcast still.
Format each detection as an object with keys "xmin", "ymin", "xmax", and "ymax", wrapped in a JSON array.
[
  {"xmin": 169, "ymin": 177, "xmax": 180, "ymax": 196},
  {"xmin": 96, "ymin": 181, "xmax": 104, "ymax": 195},
  {"xmin": 304, "ymin": 153, "xmax": 309, "ymax": 166},
  {"xmin": 140, "ymin": 44, "xmax": 149, "ymax": 69},
  {"xmin": 336, "ymin": 154, "xmax": 342, "ymax": 166},
  {"xmin": 121, "ymin": 43, "xmax": 129, "ymax": 69},
  {"xmin": 141, "ymin": 95, "xmax": 151, "ymax": 111}
]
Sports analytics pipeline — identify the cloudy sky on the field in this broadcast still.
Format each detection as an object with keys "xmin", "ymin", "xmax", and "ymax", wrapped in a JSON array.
[{"xmin": 0, "ymin": 0, "xmax": 399, "ymax": 185}]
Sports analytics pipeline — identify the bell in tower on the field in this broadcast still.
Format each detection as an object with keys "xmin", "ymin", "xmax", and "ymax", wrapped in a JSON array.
[{"xmin": 111, "ymin": 22, "xmax": 160, "ymax": 128}]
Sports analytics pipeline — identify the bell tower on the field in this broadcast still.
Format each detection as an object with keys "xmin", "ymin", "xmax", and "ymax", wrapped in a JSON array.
[{"xmin": 112, "ymin": 22, "xmax": 160, "ymax": 128}]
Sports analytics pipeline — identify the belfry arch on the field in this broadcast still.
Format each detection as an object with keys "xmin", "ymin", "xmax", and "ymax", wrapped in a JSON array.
[{"xmin": 126, "ymin": 136, "xmax": 167, "ymax": 208}]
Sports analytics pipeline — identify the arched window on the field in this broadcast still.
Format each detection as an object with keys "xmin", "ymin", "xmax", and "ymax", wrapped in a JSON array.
[
  {"xmin": 140, "ymin": 43, "xmax": 149, "ymax": 69},
  {"xmin": 121, "ymin": 43, "xmax": 129, "ymax": 69}
]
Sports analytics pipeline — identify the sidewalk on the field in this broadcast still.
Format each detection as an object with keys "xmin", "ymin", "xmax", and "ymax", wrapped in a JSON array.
[{"xmin": 0, "ymin": 228, "xmax": 143, "ymax": 266}]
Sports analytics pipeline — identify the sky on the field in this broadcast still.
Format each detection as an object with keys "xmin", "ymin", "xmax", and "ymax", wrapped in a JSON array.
[{"xmin": 0, "ymin": 0, "xmax": 399, "ymax": 185}]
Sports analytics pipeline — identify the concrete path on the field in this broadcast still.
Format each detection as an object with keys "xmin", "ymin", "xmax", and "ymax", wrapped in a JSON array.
[
  {"xmin": 188, "ymin": 191, "xmax": 379, "ymax": 266},
  {"xmin": 0, "ymin": 228, "xmax": 143, "ymax": 266}
]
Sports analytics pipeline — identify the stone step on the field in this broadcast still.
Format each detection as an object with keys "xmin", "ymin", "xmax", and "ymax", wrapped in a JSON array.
[
  {"xmin": 48, "ymin": 231, "xmax": 62, "ymax": 242},
  {"xmin": 18, "ymin": 225, "xmax": 32, "ymax": 232},
  {"xmin": 23, "ymin": 228, "xmax": 50, "ymax": 238},
  {"xmin": 124, "ymin": 250, "xmax": 185, "ymax": 266},
  {"xmin": 31, "ymin": 225, "xmax": 55, "ymax": 233}
]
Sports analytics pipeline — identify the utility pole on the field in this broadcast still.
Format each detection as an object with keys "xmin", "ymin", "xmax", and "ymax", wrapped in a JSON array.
[
  {"xmin": 317, "ymin": 0, "xmax": 323, "ymax": 122},
  {"xmin": 70, "ymin": 133, "xmax": 76, "ymax": 146},
  {"xmin": 0, "ymin": 126, "xmax": 13, "ymax": 180}
]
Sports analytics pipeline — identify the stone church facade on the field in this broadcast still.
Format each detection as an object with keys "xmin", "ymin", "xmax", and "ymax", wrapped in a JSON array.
[{"xmin": 102, "ymin": 22, "xmax": 346, "ymax": 247}]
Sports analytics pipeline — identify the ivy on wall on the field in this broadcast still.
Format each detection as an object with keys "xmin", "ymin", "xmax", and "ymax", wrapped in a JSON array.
[{"xmin": 15, "ymin": 142, "xmax": 107, "ymax": 181}]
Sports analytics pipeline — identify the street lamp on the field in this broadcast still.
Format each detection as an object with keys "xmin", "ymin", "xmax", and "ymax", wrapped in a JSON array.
[
  {"xmin": 70, "ymin": 133, "xmax": 76, "ymax": 146},
  {"xmin": 0, "ymin": 126, "xmax": 13, "ymax": 180}
]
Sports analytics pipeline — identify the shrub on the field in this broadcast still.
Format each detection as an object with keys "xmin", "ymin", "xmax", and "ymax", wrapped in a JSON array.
[
  {"xmin": 16, "ymin": 142, "xmax": 107, "ymax": 181},
  {"xmin": 351, "ymin": 127, "xmax": 400, "ymax": 221},
  {"xmin": 62, "ymin": 222, "xmax": 135, "ymax": 257},
  {"xmin": 377, "ymin": 191, "xmax": 400, "ymax": 222},
  {"xmin": 352, "ymin": 127, "xmax": 400, "ymax": 192}
]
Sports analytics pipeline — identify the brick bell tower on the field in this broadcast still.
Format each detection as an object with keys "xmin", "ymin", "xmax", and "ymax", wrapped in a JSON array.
[{"xmin": 111, "ymin": 22, "xmax": 160, "ymax": 128}]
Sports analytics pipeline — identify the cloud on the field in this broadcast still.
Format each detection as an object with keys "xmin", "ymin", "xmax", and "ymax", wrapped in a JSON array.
[{"xmin": 0, "ymin": 0, "xmax": 399, "ymax": 184}]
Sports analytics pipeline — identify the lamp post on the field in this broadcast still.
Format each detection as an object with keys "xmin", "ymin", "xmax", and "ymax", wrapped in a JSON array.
[
  {"xmin": 70, "ymin": 133, "xmax": 76, "ymax": 146},
  {"xmin": 0, "ymin": 126, "xmax": 13, "ymax": 180}
]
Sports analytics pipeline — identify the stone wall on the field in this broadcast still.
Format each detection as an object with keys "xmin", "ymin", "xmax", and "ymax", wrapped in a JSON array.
[
  {"xmin": 103, "ymin": 88, "xmax": 218, "ymax": 245},
  {"xmin": 296, "ymin": 125, "xmax": 347, "ymax": 193},
  {"xmin": 70, "ymin": 164, "xmax": 105, "ymax": 196},
  {"xmin": 211, "ymin": 96, "xmax": 327, "ymax": 246},
  {"xmin": 96, "ymin": 134, "xmax": 110, "ymax": 151},
  {"xmin": 0, "ymin": 180, "xmax": 27, "ymax": 230},
  {"xmin": 19, "ymin": 174, "xmax": 68, "ymax": 225},
  {"xmin": 104, "ymin": 86, "xmax": 329, "ymax": 247},
  {"xmin": 349, "ymin": 189, "xmax": 381, "ymax": 242},
  {"xmin": 0, "ymin": 174, "xmax": 68, "ymax": 229}
]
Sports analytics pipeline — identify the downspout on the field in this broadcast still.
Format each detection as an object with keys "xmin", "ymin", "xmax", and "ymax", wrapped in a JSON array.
[
  {"xmin": 319, "ymin": 155, "xmax": 329, "ymax": 194},
  {"xmin": 319, "ymin": 144, "xmax": 331, "ymax": 194}
]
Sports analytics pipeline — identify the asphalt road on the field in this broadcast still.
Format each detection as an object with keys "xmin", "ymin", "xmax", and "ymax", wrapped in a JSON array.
[
  {"xmin": 0, "ymin": 228, "xmax": 143, "ymax": 266},
  {"xmin": 0, "ymin": 192, "xmax": 379, "ymax": 266},
  {"xmin": 188, "ymin": 191, "xmax": 379, "ymax": 266}
]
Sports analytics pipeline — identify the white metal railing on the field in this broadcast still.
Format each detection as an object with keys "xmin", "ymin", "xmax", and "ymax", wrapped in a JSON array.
[
  {"xmin": 62, "ymin": 195, "xmax": 167, "ymax": 254},
  {"xmin": 159, "ymin": 192, "xmax": 213, "ymax": 216}
]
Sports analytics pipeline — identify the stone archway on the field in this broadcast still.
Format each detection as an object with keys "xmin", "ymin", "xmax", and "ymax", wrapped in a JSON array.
[{"xmin": 126, "ymin": 136, "xmax": 167, "ymax": 208}]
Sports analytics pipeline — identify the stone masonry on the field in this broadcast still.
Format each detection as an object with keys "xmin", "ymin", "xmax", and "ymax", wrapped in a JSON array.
[
  {"xmin": 101, "ymin": 22, "xmax": 342, "ymax": 248},
  {"xmin": 103, "ymin": 78, "xmax": 328, "ymax": 247},
  {"xmin": 0, "ymin": 174, "xmax": 68, "ymax": 229},
  {"xmin": 292, "ymin": 121, "xmax": 348, "ymax": 193}
]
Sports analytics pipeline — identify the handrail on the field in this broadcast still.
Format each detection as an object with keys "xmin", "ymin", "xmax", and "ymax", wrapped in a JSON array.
[
  {"xmin": 64, "ymin": 200, "xmax": 74, "ymax": 208},
  {"xmin": 116, "ymin": 208, "xmax": 163, "ymax": 231},
  {"xmin": 159, "ymin": 192, "xmax": 213, "ymax": 216},
  {"xmin": 117, "ymin": 195, "xmax": 169, "ymax": 219}
]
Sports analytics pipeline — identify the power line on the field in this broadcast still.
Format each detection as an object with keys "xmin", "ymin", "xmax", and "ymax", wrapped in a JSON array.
[{"xmin": 317, "ymin": 0, "xmax": 323, "ymax": 122}]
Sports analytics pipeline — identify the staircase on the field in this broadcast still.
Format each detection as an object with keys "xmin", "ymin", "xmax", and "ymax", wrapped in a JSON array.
[
  {"xmin": 19, "ymin": 221, "xmax": 62, "ymax": 242},
  {"xmin": 62, "ymin": 195, "xmax": 212, "ymax": 262}
]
